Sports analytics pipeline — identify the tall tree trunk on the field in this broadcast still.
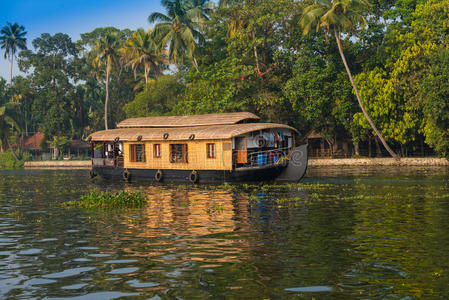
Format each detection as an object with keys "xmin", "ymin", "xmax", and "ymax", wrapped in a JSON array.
[
  {"xmin": 53, "ymin": 147, "xmax": 59, "ymax": 160},
  {"xmin": 333, "ymin": 29, "xmax": 399, "ymax": 159},
  {"xmin": 104, "ymin": 61, "xmax": 110, "ymax": 130},
  {"xmin": 80, "ymin": 105, "xmax": 85, "ymax": 138},
  {"xmin": 10, "ymin": 54, "xmax": 13, "ymax": 89},
  {"xmin": 420, "ymin": 136, "xmax": 424, "ymax": 156},
  {"xmin": 354, "ymin": 140, "xmax": 360, "ymax": 156},
  {"xmin": 326, "ymin": 139, "xmax": 333, "ymax": 158},
  {"xmin": 25, "ymin": 112, "xmax": 28, "ymax": 136},
  {"xmin": 144, "ymin": 65, "xmax": 149, "ymax": 86},
  {"xmin": 6, "ymin": 137, "xmax": 19, "ymax": 162},
  {"xmin": 252, "ymin": 31, "xmax": 261, "ymax": 74},
  {"xmin": 375, "ymin": 136, "xmax": 382, "ymax": 157},
  {"xmin": 368, "ymin": 136, "xmax": 372, "ymax": 158}
]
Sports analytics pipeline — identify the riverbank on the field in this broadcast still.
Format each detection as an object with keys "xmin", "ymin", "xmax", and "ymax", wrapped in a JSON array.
[
  {"xmin": 23, "ymin": 157, "xmax": 449, "ymax": 169},
  {"xmin": 309, "ymin": 157, "xmax": 449, "ymax": 166},
  {"xmin": 24, "ymin": 160, "xmax": 91, "ymax": 169}
]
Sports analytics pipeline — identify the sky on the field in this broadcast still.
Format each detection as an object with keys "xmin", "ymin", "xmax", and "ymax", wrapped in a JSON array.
[{"xmin": 0, "ymin": 0, "xmax": 164, "ymax": 80}]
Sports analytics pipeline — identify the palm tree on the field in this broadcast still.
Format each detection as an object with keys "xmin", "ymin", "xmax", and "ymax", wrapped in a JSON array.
[
  {"xmin": 120, "ymin": 29, "xmax": 167, "ymax": 86},
  {"xmin": 300, "ymin": 0, "xmax": 398, "ymax": 158},
  {"xmin": 148, "ymin": 0, "xmax": 211, "ymax": 72},
  {"xmin": 0, "ymin": 103, "xmax": 21, "ymax": 161},
  {"xmin": 90, "ymin": 33, "xmax": 120, "ymax": 130},
  {"xmin": 0, "ymin": 23, "xmax": 27, "ymax": 88},
  {"xmin": 188, "ymin": 0, "xmax": 214, "ymax": 29}
]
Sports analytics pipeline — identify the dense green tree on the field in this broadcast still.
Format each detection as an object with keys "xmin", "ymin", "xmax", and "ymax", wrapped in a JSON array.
[
  {"xmin": 0, "ymin": 22, "xmax": 27, "ymax": 88},
  {"xmin": 300, "ymin": 0, "xmax": 399, "ymax": 158},
  {"xmin": 178, "ymin": 0, "xmax": 300, "ymax": 124},
  {"xmin": 0, "ymin": 78, "xmax": 9, "ymax": 105},
  {"xmin": 124, "ymin": 75, "xmax": 184, "ymax": 117},
  {"xmin": 77, "ymin": 27, "xmax": 132, "ymax": 50},
  {"xmin": 0, "ymin": 102, "xmax": 21, "ymax": 160},
  {"xmin": 18, "ymin": 33, "xmax": 77, "ymax": 138},
  {"xmin": 353, "ymin": 0, "xmax": 449, "ymax": 156},
  {"xmin": 420, "ymin": 49, "xmax": 449, "ymax": 159},
  {"xmin": 11, "ymin": 76, "xmax": 35, "ymax": 136}
]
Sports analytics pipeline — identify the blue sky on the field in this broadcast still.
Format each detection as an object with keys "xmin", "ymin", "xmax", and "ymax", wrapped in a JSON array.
[{"xmin": 0, "ymin": 0, "xmax": 164, "ymax": 80}]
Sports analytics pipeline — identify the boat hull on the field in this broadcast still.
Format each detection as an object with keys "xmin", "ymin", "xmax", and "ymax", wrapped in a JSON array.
[{"xmin": 91, "ymin": 164, "xmax": 284, "ymax": 183}]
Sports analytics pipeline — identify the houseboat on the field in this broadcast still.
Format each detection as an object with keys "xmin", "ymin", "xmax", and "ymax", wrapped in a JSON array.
[{"xmin": 87, "ymin": 112, "xmax": 308, "ymax": 183}]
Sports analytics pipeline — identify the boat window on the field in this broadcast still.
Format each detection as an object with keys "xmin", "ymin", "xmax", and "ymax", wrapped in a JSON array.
[
  {"xmin": 236, "ymin": 137, "xmax": 247, "ymax": 150},
  {"xmin": 153, "ymin": 144, "xmax": 161, "ymax": 158},
  {"xmin": 206, "ymin": 143, "xmax": 215, "ymax": 159},
  {"xmin": 93, "ymin": 143, "xmax": 104, "ymax": 158},
  {"xmin": 170, "ymin": 144, "xmax": 188, "ymax": 163},
  {"xmin": 129, "ymin": 144, "xmax": 146, "ymax": 162}
]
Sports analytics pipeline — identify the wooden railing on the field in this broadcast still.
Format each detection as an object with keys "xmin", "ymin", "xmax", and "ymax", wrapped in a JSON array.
[
  {"xmin": 233, "ymin": 147, "xmax": 289, "ymax": 168},
  {"xmin": 92, "ymin": 157, "xmax": 124, "ymax": 167}
]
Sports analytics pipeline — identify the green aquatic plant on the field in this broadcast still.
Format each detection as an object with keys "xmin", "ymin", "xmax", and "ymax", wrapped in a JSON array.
[{"xmin": 64, "ymin": 189, "xmax": 148, "ymax": 209}]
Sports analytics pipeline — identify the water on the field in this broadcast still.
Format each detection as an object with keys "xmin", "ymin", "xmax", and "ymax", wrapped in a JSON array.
[{"xmin": 0, "ymin": 167, "xmax": 448, "ymax": 299}]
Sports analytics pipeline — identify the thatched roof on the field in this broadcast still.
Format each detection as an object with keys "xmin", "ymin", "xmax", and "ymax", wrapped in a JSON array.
[
  {"xmin": 117, "ymin": 112, "xmax": 260, "ymax": 128},
  {"xmin": 88, "ymin": 123, "xmax": 297, "ymax": 142},
  {"xmin": 22, "ymin": 132, "xmax": 45, "ymax": 149}
]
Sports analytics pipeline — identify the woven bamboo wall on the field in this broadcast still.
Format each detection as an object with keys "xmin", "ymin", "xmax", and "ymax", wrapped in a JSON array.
[{"xmin": 123, "ymin": 139, "xmax": 233, "ymax": 170}]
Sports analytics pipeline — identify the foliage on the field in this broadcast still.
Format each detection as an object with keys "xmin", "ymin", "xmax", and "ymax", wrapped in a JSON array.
[
  {"xmin": 149, "ymin": 0, "xmax": 212, "ymax": 71},
  {"xmin": 49, "ymin": 136, "xmax": 70, "ymax": 152},
  {"xmin": 300, "ymin": 0, "xmax": 399, "ymax": 158},
  {"xmin": 283, "ymin": 54, "xmax": 355, "ymax": 141},
  {"xmin": 354, "ymin": 0, "xmax": 449, "ymax": 157},
  {"xmin": 0, "ymin": 102, "xmax": 22, "ymax": 159},
  {"xmin": 64, "ymin": 189, "xmax": 148, "ymax": 209},
  {"xmin": 420, "ymin": 49, "xmax": 449, "ymax": 159},
  {"xmin": 0, "ymin": 151, "xmax": 29, "ymax": 169},
  {"xmin": 18, "ymin": 33, "xmax": 77, "ymax": 138},
  {"xmin": 120, "ymin": 28, "xmax": 167, "ymax": 85},
  {"xmin": 124, "ymin": 75, "xmax": 184, "ymax": 117}
]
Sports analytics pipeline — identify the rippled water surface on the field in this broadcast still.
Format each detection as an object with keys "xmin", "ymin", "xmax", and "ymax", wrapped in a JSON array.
[{"xmin": 0, "ymin": 167, "xmax": 448, "ymax": 299}]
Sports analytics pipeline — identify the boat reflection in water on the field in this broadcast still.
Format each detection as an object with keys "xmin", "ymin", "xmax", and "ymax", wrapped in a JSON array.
[{"xmin": 89, "ymin": 184, "xmax": 309, "ymax": 265}]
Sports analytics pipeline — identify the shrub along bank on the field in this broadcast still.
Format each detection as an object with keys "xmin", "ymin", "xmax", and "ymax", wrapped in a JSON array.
[{"xmin": 0, "ymin": 152, "xmax": 30, "ymax": 169}]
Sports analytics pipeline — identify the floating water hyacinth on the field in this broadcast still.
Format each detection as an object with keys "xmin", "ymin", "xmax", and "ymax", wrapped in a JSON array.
[{"xmin": 64, "ymin": 189, "xmax": 147, "ymax": 209}]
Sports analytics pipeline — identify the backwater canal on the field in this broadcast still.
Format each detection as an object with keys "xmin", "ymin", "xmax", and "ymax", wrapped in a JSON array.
[{"xmin": 0, "ymin": 167, "xmax": 448, "ymax": 299}]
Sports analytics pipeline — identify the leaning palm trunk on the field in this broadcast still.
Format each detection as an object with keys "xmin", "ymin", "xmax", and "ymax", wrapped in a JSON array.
[
  {"xmin": 333, "ymin": 29, "xmax": 399, "ymax": 159},
  {"xmin": 192, "ymin": 57, "xmax": 200, "ymax": 73},
  {"xmin": 6, "ymin": 137, "xmax": 19, "ymax": 161}
]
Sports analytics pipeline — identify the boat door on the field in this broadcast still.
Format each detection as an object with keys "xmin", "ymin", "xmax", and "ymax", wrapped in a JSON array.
[{"xmin": 235, "ymin": 137, "xmax": 247, "ymax": 164}]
